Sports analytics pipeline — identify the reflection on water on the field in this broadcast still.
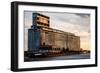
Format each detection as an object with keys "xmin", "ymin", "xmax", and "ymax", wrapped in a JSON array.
[{"xmin": 24, "ymin": 53, "xmax": 90, "ymax": 62}]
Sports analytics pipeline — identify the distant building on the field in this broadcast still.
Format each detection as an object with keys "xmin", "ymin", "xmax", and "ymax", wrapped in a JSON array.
[{"xmin": 28, "ymin": 13, "xmax": 80, "ymax": 52}]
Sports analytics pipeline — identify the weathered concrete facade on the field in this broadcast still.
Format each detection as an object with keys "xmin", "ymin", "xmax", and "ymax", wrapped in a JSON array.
[
  {"xmin": 28, "ymin": 13, "xmax": 80, "ymax": 52},
  {"xmin": 40, "ymin": 27, "xmax": 80, "ymax": 51}
]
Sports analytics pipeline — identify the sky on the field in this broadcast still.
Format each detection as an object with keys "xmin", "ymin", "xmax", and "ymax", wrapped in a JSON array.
[{"xmin": 24, "ymin": 11, "xmax": 90, "ymax": 51}]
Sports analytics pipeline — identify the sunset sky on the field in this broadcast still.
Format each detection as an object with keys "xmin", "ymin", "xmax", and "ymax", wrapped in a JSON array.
[{"xmin": 24, "ymin": 11, "xmax": 91, "ymax": 51}]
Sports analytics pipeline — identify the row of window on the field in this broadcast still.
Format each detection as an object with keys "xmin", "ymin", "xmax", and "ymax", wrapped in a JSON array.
[
  {"xmin": 37, "ymin": 21, "xmax": 49, "ymax": 27},
  {"xmin": 36, "ymin": 17, "xmax": 49, "ymax": 24}
]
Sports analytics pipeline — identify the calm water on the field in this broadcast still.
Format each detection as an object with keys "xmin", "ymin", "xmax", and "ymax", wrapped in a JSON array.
[{"xmin": 24, "ymin": 53, "xmax": 90, "ymax": 62}]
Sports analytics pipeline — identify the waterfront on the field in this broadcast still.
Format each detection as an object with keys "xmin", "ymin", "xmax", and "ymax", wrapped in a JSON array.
[{"xmin": 24, "ymin": 53, "xmax": 90, "ymax": 62}]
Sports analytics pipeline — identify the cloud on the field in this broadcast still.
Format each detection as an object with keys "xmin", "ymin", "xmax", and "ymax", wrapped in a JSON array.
[
  {"xmin": 41, "ymin": 12, "xmax": 90, "ymax": 32},
  {"xmin": 24, "ymin": 11, "xmax": 32, "ymax": 28}
]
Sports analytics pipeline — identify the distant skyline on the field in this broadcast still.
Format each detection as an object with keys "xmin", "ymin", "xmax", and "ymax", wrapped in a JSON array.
[{"xmin": 24, "ymin": 11, "xmax": 90, "ymax": 51}]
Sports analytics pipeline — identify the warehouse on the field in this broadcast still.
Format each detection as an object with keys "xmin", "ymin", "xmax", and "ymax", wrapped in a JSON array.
[{"xmin": 28, "ymin": 13, "xmax": 80, "ymax": 55}]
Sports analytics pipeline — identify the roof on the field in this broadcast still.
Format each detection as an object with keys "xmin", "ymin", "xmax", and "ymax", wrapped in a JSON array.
[{"xmin": 33, "ymin": 13, "xmax": 49, "ymax": 19}]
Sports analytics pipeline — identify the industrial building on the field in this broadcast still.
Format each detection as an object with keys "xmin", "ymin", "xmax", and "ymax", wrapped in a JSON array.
[{"xmin": 28, "ymin": 13, "xmax": 80, "ymax": 56}]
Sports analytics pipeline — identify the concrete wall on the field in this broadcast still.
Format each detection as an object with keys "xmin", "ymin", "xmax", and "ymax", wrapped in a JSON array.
[{"xmin": 40, "ymin": 28, "xmax": 80, "ymax": 51}]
